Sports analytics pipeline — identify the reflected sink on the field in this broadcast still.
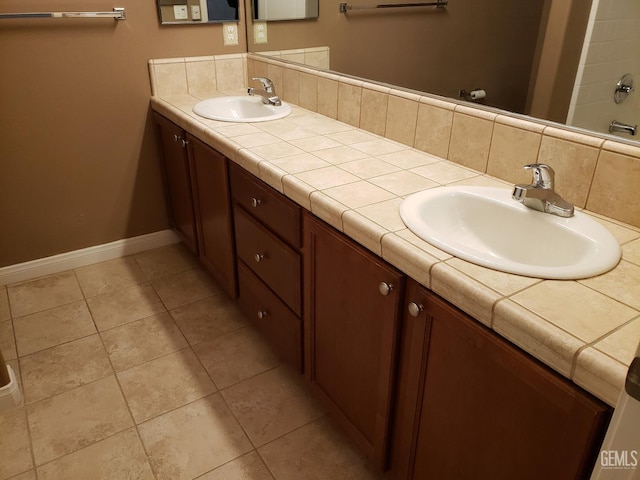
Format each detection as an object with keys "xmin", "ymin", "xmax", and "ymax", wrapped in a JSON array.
[
  {"xmin": 399, "ymin": 186, "xmax": 621, "ymax": 279},
  {"xmin": 192, "ymin": 96, "xmax": 292, "ymax": 122}
]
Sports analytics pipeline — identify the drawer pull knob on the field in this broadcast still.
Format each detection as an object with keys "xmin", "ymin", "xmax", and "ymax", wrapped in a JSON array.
[
  {"xmin": 181, "ymin": 139, "xmax": 189, "ymax": 148},
  {"xmin": 408, "ymin": 302, "xmax": 424, "ymax": 318},
  {"xmin": 254, "ymin": 253, "xmax": 265, "ymax": 263},
  {"xmin": 251, "ymin": 197, "xmax": 262, "ymax": 208},
  {"xmin": 379, "ymin": 282, "xmax": 394, "ymax": 296},
  {"xmin": 257, "ymin": 310, "xmax": 268, "ymax": 319},
  {"xmin": 173, "ymin": 134, "xmax": 180, "ymax": 142}
]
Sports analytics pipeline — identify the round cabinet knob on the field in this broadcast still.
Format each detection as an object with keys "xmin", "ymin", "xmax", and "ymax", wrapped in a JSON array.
[
  {"xmin": 181, "ymin": 139, "xmax": 189, "ymax": 147},
  {"xmin": 257, "ymin": 310, "xmax": 268, "ymax": 320},
  {"xmin": 254, "ymin": 253, "xmax": 265, "ymax": 263},
  {"xmin": 408, "ymin": 302, "xmax": 424, "ymax": 318},
  {"xmin": 379, "ymin": 282, "xmax": 394, "ymax": 296},
  {"xmin": 251, "ymin": 198, "xmax": 262, "ymax": 208},
  {"xmin": 173, "ymin": 134, "xmax": 180, "ymax": 142}
]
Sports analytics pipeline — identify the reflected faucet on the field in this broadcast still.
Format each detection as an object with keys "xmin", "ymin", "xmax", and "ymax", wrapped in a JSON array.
[
  {"xmin": 609, "ymin": 120, "xmax": 637, "ymax": 136},
  {"xmin": 247, "ymin": 77, "xmax": 282, "ymax": 106},
  {"xmin": 512, "ymin": 164, "xmax": 574, "ymax": 218}
]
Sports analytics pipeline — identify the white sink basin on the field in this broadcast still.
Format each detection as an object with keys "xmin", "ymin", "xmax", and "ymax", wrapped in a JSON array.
[
  {"xmin": 192, "ymin": 96, "xmax": 292, "ymax": 122},
  {"xmin": 399, "ymin": 186, "xmax": 621, "ymax": 279}
]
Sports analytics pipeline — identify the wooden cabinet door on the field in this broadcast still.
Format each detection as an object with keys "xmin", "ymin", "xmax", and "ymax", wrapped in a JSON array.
[
  {"xmin": 303, "ymin": 213, "xmax": 404, "ymax": 468},
  {"xmin": 391, "ymin": 279, "xmax": 610, "ymax": 480},
  {"xmin": 154, "ymin": 114, "xmax": 198, "ymax": 253},
  {"xmin": 187, "ymin": 134, "xmax": 236, "ymax": 298}
]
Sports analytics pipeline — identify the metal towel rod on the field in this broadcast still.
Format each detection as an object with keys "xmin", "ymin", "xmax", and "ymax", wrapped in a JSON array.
[
  {"xmin": 0, "ymin": 7, "xmax": 126, "ymax": 20},
  {"xmin": 339, "ymin": 1, "xmax": 447, "ymax": 12}
]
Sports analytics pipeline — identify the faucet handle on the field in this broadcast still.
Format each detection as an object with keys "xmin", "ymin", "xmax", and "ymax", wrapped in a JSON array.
[
  {"xmin": 252, "ymin": 76, "xmax": 274, "ymax": 92},
  {"xmin": 523, "ymin": 163, "xmax": 555, "ymax": 189}
]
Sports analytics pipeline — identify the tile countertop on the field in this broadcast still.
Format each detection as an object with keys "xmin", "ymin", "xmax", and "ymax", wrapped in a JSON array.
[{"xmin": 151, "ymin": 92, "xmax": 640, "ymax": 408}]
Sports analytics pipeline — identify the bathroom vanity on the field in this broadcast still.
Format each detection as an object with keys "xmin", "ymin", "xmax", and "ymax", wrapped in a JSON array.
[
  {"xmin": 149, "ymin": 51, "xmax": 640, "ymax": 480},
  {"xmin": 153, "ymin": 108, "xmax": 612, "ymax": 478}
]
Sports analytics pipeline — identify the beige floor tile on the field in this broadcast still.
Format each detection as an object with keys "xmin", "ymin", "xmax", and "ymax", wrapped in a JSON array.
[
  {"xmin": 193, "ymin": 327, "xmax": 279, "ymax": 389},
  {"xmin": 75, "ymin": 257, "xmax": 147, "ymax": 298},
  {"xmin": 170, "ymin": 296, "xmax": 247, "ymax": 345},
  {"xmin": 258, "ymin": 416, "xmax": 379, "ymax": 480},
  {"xmin": 222, "ymin": 366, "xmax": 324, "ymax": 447},
  {"xmin": 138, "ymin": 393, "xmax": 253, "ymax": 480},
  {"xmin": 135, "ymin": 243, "xmax": 200, "ymax": 280},
  {"xmin": 36, "ymin": 428, "xmax": 154, "ymax": 480},
  {"xmin": 27, "ymin": 376, "xmax": 133, "ymax": 465},
  {"xmin": 7, "ymin": 271, "xmax": 83, "ymax": 318},
  {"xmin": 100, "ymin": 312, "xmax": 188, "ymax": 372},
  {"xmin": 86, "ymin": 283, "xmax": 166, "ymax": 331},
  {"xmin": 151, "ymin": 269, "xmax": 223, "ymax": 310},
  {"xmin": 0, "ymin": 287, "xmax": 10, "ymax": 321},
  {"xmin": 118, "ymin": 348, "xmax": 217, "ymax": 424},
  {"xmin": 7, "ymin": 470, "xmax": 36, "ymax": 480},
  {"xmin": 20, "ymin": 335, "xmax": 112, "ymax": 404},
  {"xmin": 13, "ymin": 301, "xmax": 96, "ymax": 357},
  {"xmin": 198, "ymin": 451, "xmax": 274, "ymax": 480},
  {"xmin": 0, "ymin": 408, "xmax": 33, "ymax": 479},
  {"xmin": 0, "ymin": 320, "xmax": 17, "ymax": 360}
]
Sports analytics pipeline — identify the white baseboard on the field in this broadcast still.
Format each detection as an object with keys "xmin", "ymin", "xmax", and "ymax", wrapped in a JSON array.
[{"xmin": 0, "ymin": 230, "xmax": 181, "ymax": 286}]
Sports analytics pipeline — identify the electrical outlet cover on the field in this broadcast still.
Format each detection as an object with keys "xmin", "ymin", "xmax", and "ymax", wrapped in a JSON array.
[
  {"xmin": 223, "ymin": 22, "xmax": 239, "ymax": 46},
  {"xmin": 253, "ymin": 21, "xmax": 268, "ymax": 44}
]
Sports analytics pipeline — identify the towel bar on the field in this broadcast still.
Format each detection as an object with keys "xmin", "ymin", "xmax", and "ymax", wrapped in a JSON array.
[
  {"xmin": 0, "ymin": 7, "xmax": 125, "ymax": 20},
  {"xmin": 339, "ymin": 2, "xmax": 447, "ymax": 12}
]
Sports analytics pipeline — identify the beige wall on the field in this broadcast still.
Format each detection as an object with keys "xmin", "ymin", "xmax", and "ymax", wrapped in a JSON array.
[
  {"xmin": 246, "ymin": 0, "xmax": 546, "ymax": 114},
  {"xmin": 0, "ymin": 0, "xmax": 247, "ymax": 267}
]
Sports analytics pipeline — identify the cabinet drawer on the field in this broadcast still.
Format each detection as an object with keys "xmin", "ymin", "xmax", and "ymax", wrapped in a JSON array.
[
  {"xmin": 234, "ymin": 206, "xmax": 301, "ymax": 315},
  {"xmin": 237, "ymin": 261, "xmax": 302, "ymax": 371},
  {"xmin": 229, "ymin": 162, "xmax": 301, "ymax": 248}
]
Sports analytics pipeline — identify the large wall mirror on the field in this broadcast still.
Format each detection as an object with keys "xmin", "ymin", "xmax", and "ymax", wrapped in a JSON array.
[
  {"xmin": 244, "ymin": 0, "xmax": 639, "ymax": 145},
  {"xmin": 252, "ymin": 0, "xmax": 318, "ymax": 21},
  {"xmin": 158, "ymin": 0, "xmax": 238, "ymax": 24}
]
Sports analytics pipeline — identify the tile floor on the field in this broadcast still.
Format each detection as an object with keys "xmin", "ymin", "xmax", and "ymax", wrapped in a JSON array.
[{"xmin": 0, "ymin": 243, "xmax": 381, "ymax": 480}]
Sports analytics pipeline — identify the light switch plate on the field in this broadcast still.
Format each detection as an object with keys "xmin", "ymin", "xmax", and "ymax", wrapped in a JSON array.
[
  {"xmin": 223, "ymin": 22, "xmax": 239, "ymax": 46},
  {"xmin": 190, "ymin": 5, "xmax": 201, "ymax": 20},
  {"xmin": 253, "ymin": 21, "xmax": 268, "ymax": 44},
  {"xmin": 173, "ymin": 5, "xmax": 188, "ymax": 20}
]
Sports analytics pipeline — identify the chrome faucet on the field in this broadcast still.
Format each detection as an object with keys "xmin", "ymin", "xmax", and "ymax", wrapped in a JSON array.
[
  {"xmin": 609, "ymin": 120, "xmax": 637, "ymax": 136},
  {"xmin": 512, "ymin": 164, "xmax": 574, "ymax": 218},
  {"xmin": 247, "ymin": 77, "xmax": 281, "ymax": 106}
]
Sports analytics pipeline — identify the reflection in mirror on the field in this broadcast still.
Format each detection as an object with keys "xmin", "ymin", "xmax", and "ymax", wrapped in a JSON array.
[
  {"xmin": 246, "ymin": 0, "xmax": 639, "ymax": 144},
  {"xmin": 158, "ymin": 0, "xmax": 238, "ymax": 24},
  {"xmin": 252, "ymin": 0, "xmax": 318, "ymax": 21}
]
